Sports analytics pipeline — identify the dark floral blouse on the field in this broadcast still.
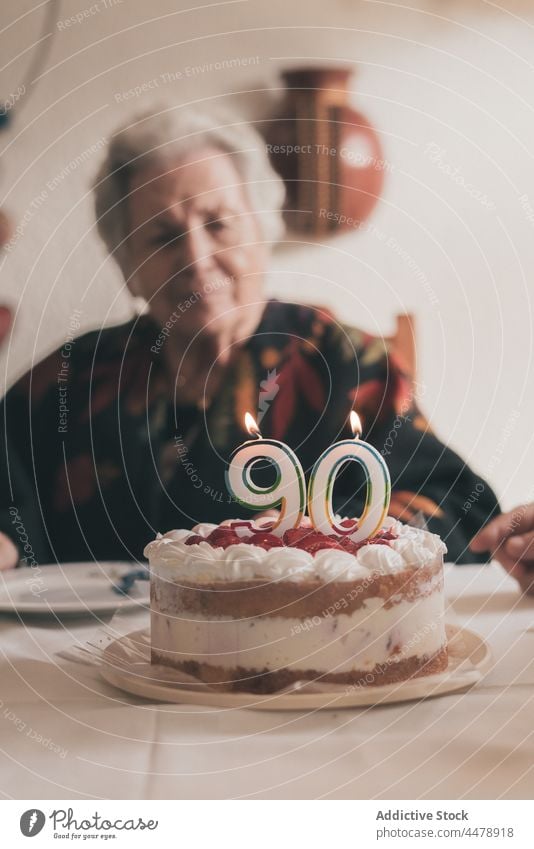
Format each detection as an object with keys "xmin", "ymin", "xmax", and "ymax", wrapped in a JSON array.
[{"xmin": 0, "ymin": 299, "xmax": 498, "ymax": 565}]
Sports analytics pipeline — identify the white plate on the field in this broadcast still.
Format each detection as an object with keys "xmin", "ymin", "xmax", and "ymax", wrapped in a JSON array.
[
  {"xmin": 0, "ymin": 563, "xmax": 149, "ymax": 615},
  {"xmin": 99, "ymin": 624, "xmax": 492, "ymax": 711}
]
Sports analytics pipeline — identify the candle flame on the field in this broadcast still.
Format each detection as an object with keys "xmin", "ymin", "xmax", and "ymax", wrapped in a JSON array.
[
  {"xmin": 350, "ymin": 410, "xmax": 362, "ymax": 438},
  {"xmin": 244, "ymin": 411, "xmax": 262, "ymax": 439}
]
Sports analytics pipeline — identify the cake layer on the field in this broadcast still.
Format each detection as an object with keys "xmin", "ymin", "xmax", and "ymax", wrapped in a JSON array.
[
  {"xmin": 151, "ymin": 559, "xmax": 443, "ymax": 619},
  {"xmin": 150, "ymin": 589, "xmax": 446, "ymax": 675},
  {"xmin": 151, "ymin": 649, "xmax": 449, "ymax": 693}
]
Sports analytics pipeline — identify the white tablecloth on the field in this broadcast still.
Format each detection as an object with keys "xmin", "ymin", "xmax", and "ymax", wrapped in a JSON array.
[{"xmin": 1, "ymin": 563, "xmax": 533, "ymax": 800}]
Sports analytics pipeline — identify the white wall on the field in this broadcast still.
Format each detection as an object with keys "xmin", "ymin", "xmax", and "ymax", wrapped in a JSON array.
[{"xmin": 2, "ymin": 0, "xmax": 534, "ymax": 509}]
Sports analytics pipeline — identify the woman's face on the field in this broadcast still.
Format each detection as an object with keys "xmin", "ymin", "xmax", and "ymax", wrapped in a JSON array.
[{"xmin": 125, "ymin": 147, "xmax": 269, "ymax": 341}]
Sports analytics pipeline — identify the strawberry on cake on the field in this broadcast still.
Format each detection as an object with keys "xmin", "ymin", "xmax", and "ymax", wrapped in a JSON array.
[{"xmin": 145, "ymin": 516, "xmax": 448, "ymax": 694}]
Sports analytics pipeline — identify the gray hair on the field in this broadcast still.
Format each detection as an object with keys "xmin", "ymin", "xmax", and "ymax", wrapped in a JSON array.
[{"xmin": 93, "ymin": 105, "xmax": 285, "ymax": 272}]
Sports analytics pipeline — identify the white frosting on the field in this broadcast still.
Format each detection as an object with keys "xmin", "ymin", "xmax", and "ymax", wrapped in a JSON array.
[
  {"xmin": 256, "ymin": 547, "xmax": 316, "ymax": 581},
  {"xmin": 159, "ymin": 529, "xmax": 192, "ymax": 542},
  {"xmin": 312, "ymin": 549, "xmax": 370, "ymax": 581},
  {"xmin": 356, "ymin": 544, "xmax": 405, "ymax": 574},
  {"xmin": 188, "ymin": 523, "xmax": 218, "ymax": 538},
  {"xmin": 144, "ymin": 517, "xmax": 447, "ymax": 583}
]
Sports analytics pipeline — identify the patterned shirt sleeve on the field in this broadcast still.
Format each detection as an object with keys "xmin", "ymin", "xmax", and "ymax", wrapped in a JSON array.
[
  {"xmin": 320, "ymin": 317, "xmax": 500, "ymax": 564},
  {"xmin": 0, "ymin": 357, "xmax": 58, "ymax": 564}
]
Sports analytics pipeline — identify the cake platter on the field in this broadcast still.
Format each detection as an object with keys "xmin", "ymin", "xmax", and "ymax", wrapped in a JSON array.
[{"xmin": 98, "ymin": 623, "xmax": 492, "ymax": 711}]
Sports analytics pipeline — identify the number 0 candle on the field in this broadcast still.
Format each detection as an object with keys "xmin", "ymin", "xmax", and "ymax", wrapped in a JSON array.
[
  {"xmin": 308, "ymin": 411, "xmax": 391, "ymax": 542},
  {"xmin": 225, "ymin": 413, "xmax": 307, "ymax": 537}
]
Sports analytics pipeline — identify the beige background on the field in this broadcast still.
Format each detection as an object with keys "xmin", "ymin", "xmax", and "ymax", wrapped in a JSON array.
[{"xmin": 1, "ymin": 0, "xmax": 534, "ymax": 510}]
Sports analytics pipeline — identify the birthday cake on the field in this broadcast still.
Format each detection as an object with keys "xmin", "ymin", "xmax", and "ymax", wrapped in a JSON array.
[{"xmin": 144, "ymin": 517, "xmax": 448, "ymax": 693}]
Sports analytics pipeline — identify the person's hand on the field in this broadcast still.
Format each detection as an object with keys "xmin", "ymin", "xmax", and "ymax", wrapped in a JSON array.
[
  {"xmin": 0, "ymin": 305, "xmax": 11, "ymax": 346},
  {"xmin": 0, "ymin": 208, "xmax": 11, "ymax": 248},
  {"xmin": 470, "ymin": 504, "xmax": 534, "ymax": 595},
  {"xmin": 0, "ymin": 207, "xmax": 18, "ymax": 569},
  {"xmin": 0, "ymin": 206, "xmax": 13, "ymax": 346},
  {"xmin": 0, "ymin": 531, "xmax": 19, "ymax": 570}
]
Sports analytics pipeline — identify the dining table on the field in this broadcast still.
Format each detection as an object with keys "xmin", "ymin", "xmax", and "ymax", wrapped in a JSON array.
[{"xmin": 0, "ymin": 560, "xmax": 533, "ymax": 800}]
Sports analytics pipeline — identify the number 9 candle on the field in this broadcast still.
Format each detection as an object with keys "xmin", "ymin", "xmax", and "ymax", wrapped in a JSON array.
[
  {"xmin": 225, "ymin": 413, "xmax": 307, "ymax": 537},
  {"xmin": 308, "ymin": 411, "xmax": 391, "ymax": 542}
]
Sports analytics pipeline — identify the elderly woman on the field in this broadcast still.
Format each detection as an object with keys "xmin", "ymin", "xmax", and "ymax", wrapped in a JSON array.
[{"xmin": 0, "ymin": 107, "xmax": 499, "ymax": 570}]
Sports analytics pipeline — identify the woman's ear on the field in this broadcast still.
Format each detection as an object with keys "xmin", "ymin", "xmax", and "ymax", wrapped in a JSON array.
[
  {"xmin": 125, "ymin": 273, "xmax": 149, "ymax": 315},
  {"xmin": 126, "ymin": 272, "xmax": 141, "ymax": 297}
]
